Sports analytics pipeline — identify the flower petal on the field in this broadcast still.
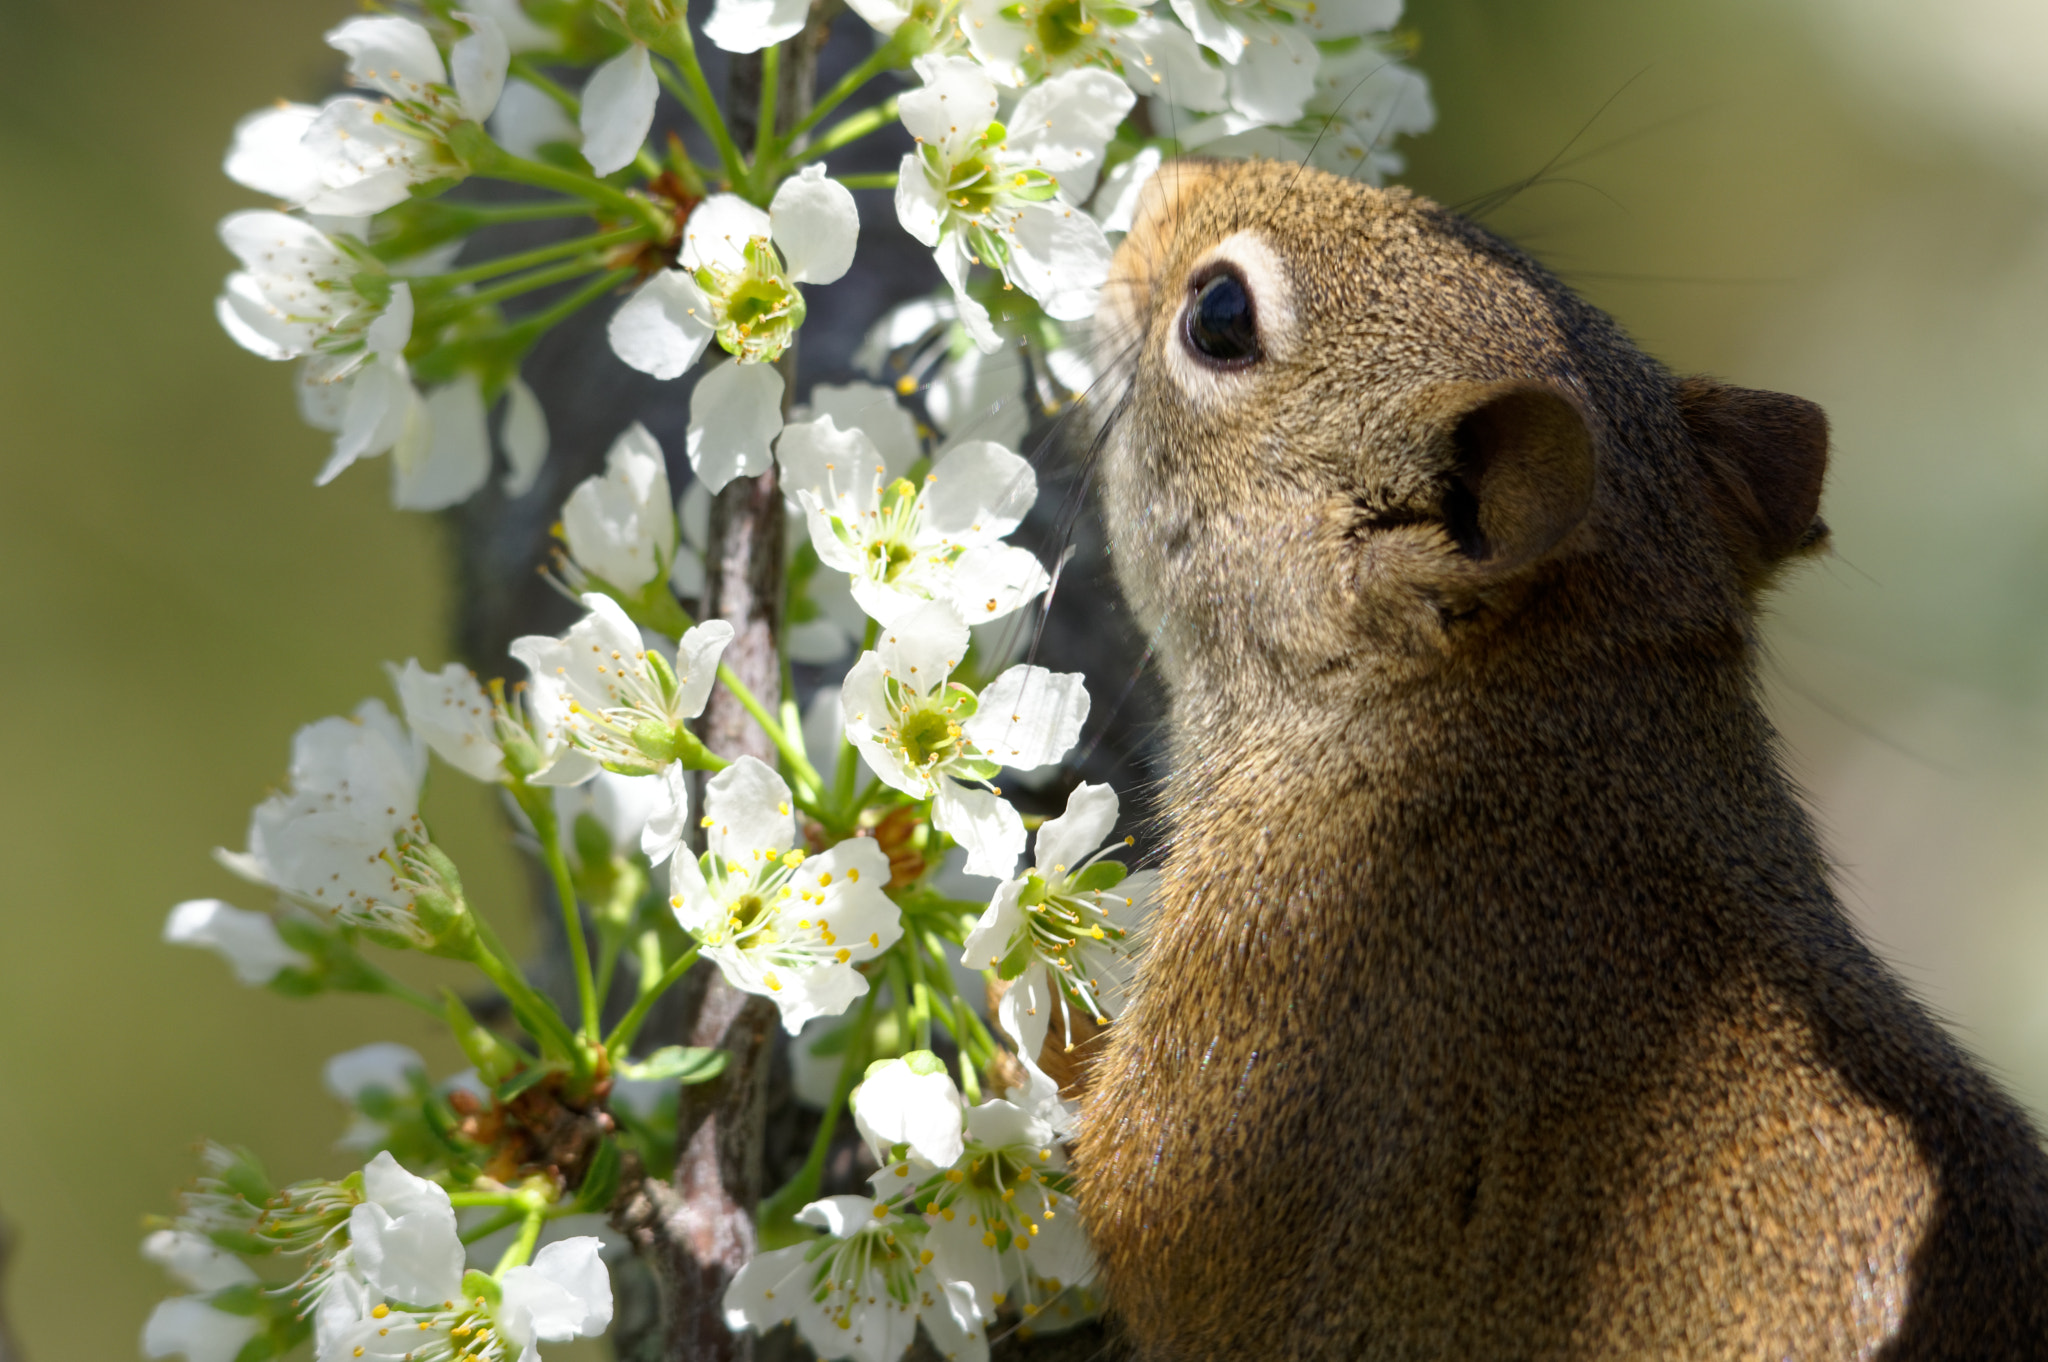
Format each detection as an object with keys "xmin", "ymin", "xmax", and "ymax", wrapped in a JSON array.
[
  {"xmin": 326, "ymin": 15, "xmax": 448, "ymax": 100},
  {"xmin": 876, "ymin": 600, "xmax": 970, "ymax": 692},
  {"xmin": 640, "ymin": 764, "xmax": 691, "ymax": 866},
  {"xmin": 452, "ymin": 11, "xmax": 511, "ymax": 122},
  {"xmin": 608, "ymin": 269, "xmax": 715, "ymax": 379},
  {"xmin": 672, "ymin": 619, "xmax": 737, "ymax": 718},
  {"xmin": 580, "ymin": 42, "xmax": 657, "ymax": 176},
  {"xmin": 702, "ymin": 0, "xmax": 810, "ymax": 53},
  {"xmin": 1008, "ymin": 67, "xmax": 1134, "ymax": 204},
  {"xmin": 490, "ymin": 77, "xmax": 578, "ymax": 160},
  {"xmin": 1004, "ymin": 201, "xmax": 1113, "ymax": 321},
  {"xmin": 961, "ymin": 876, "xmax": 1027, "ymax": 970},
  {"xmin": 162, "ymin": 899, "xmax": 308, "ymax": 986},
  {"xmin": 390, "ymin": 658, "xmax": 504, "ymax": 781},
  {"xmin": 770, "ymin": 165, "xmax": 859, "ymax": 284},
  {"xmin": 224, "ymin": 101, "xmax": 324, "ymax": 203},
  {"xmin": 852, "ymin": 1058, "xmax": 965, "ymax": 1166},
  {"xmin": 562, "ymin": 421, "xmax": 675, "ymax": 591},
  {"xmin": 963, "ymin": 664, "xmax": 1090, "ymax": 771},
  {"xmin": 776, "ymin": 415, "xmax": 884, "ymax": 515},
  {"xmin": 703, "ymin": 756, "xmax": 797, "ymax": 864},
  {"xmin": 392, "ymin": 374, "xmax": 491, "ymax": 511},
  {"xmin": 945, "ymin": 543, "xmax": 1049, "ymax": 624},
  {"xmin": 686, "ymin": 359, "xmax": 786, "ymax": 492},
  {"xmin": 933, "ymin": 780, "xmax": 1025, "ymax": 879},
  {"xmin": 680, "ymin": 194, "xmax": 773, "ymax": 276},
  {"xmin": 499, "ymin": 374, "xmax": 549, "ymax": 495},
  {"xmin": 922, "ymin": 439, "xmax": 1035, "ymax": 542}
]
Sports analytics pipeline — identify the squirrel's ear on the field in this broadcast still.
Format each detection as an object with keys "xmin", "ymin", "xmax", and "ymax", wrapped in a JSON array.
[
  {"xmin": 1429, "ymin": 379, "xmax": 1597, "ymax": 575},
  {"xmin": 1675, "ymin": 377, "xmax": 1830, "ymax": 582}
]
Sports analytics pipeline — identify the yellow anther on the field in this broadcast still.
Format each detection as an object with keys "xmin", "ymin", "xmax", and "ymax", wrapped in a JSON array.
[
  {"xmin": 765, "ymin": 972, "xmax": 782, "ymax": 991},
  {"xmin": 817, "ymin": 871, "xmax": 833, "ymax": 887},
  {"xmin": 846, "ymin": 867, "xmax": 860, "ymax": 882},
  {"xmin": 372, "ymin": 1306, "xmax": 391, "ymax": 1320}
]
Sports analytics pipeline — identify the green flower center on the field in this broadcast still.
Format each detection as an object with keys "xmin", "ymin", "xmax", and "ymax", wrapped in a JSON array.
[
  {"xmin": 898, "ymin": 706, "xmax": 960, "ymax": 769},
  {"xmin": 1036, "ymin": 0, "xmax": 1095, "ymax": 57}
]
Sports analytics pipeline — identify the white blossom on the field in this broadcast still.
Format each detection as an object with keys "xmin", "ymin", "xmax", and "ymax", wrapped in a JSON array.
[
  {"xmin": 143, "ymin": 1230, "xmax": 259, "ymax": 1293},
  {"xmin": 723, "ymin": 1196, "xmax": 986, "ymax": 1362},
  {"xmin": 1180, "ymin": 40, "xmax": 1435, "ymax": 182},
  {"xmin": 962, "ymin": 782, "xmax": 1153, "ymax": 1067},
  {"xmin": 509, "ymin": 593, "xmax": 733, "ymax": 781},
  {"xmin": 215, "ymin": 700, "xmax": 437, "ymax": 943},
  {"xmin": 293, "ymin": 282, "xmax": 425, "ymax": 489},
  {"xmin": 501, "ymin": 374, "xmax": 551, "ymax": 495},
  {"xmin": 498, "ymin": 1238, "xmax": 614, "ymax": 1362},
  {"xmin": 560, "ymin": 422, "xmax": 678, "ymax": 594},
  {"xmin": 957, "ymin": 0, "xmax": 1225, "ymax": 108},
  {"xmin": 555, "ymin": 770, "xmax": 669, "ymax": 865},
  {"xmin": 392, "ymin": 373, "xmax": 492, "ymax": 511},
  {"xmin": 163, "ymin": 898, "xmax": 310, "ymax": 986},
  {"xmin": 778, "ymin": 419, "xmax": 1047, "ymax": 627},
  {"xmin": 324, "ymin": 1043, "xmax": 427, "ymax": 1105},
  {"xmin": 896, "ymin": 60, "xmax": 1131, "ymax": 344},
  {"xmin": 609, "ymin": 167, "xmax": 858, "ymax": 377},
  {"xmin": 671, "ymin": 758, "xmax": 902, "ymax": 1031},
  {"xmin": 839, "ymin": 602, "xmax": 1088, "ymax": 877},
  {"xmin": 390, "ymin": 658, "xmax": 506, "ymax": 783}
]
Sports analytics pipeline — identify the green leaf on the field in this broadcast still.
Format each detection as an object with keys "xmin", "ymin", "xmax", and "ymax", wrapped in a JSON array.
[
  {"xmin": 495, "ymin": 1064, "xmax": 563, "ymax": 1104},
  {"xmin": 617, "ymin": 1046, "xmax": 729, "ymax": 1084},
  {"xmin": 574, "ymin": 1135, "xmax": 623, "ymax": 1212},
  {"xmin": 1069, "ymin": 860, "xmax": 1128, "ymax": 894}
]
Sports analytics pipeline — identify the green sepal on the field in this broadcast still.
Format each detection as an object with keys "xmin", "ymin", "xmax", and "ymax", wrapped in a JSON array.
[
  {"xmin": 462, "ymin": 1269, "xmax": 502, "ymax": 1310},
  {"xmin": 1068, "ymin": 860, "xmax": 1128, "ymax": 894},
  {"xmin": 444, "ymin": 120, "xmax": 497, "ymax": 168},
  {"xmin": 207, "ymin": 1283, "xmax": 267, "ymax": 1317},
  {"xmin": 573, "ymin": 1135, "xmax": 623, "ymax": 1212},
  {"xmin": 996, "ymin": 932, "xmax": 1036, "ymax": 982},
  {"xmin": 902, "ymin": 1049, "xmax": 946, "ymax": 1077},
  {"xmin": 445, "ymin": 990, "xmax": 524, "ymax": 1086},
  {"xmin": 215, "ymin": 1147, "xmax": 274, "ymax": 1207},
  {"xmin": 617, "ymin": 1046, "xmax": 729, "ymax": 1084}
]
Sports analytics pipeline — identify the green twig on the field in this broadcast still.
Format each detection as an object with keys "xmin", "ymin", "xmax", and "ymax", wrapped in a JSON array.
[
  {"xmin": 835, "ymin": 172, "xmax": 898, "ymax": 190},
  {"xmin": 494, "ymin": 1206, "xmax": 546, "ymax": 1274},
  {"xmin": 605, "ymin": 946, "xmax": 702, "ymax": 1056},
  {"xmin": 805, "ymin": 97, "xmax": 899, "ymax": 159},
  {"xmin": 515, "ymin": 786, "xmax": 603, "ymax": 1039},
  {"xmin": 423, "ymin": 225, "xmax": 650, "ymax": 291},
  {"xmin": 786, "ymin": 38, "xmax": 904, "ymax": 145}
]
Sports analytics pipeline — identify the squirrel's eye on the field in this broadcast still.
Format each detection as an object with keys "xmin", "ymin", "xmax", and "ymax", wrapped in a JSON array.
[{"xmin": 1184, "ymin": 270, "xmax": 1259, "ymax": 367}]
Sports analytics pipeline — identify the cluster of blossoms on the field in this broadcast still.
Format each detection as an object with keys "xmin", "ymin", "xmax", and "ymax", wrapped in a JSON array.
[{"xmin": 156, "ymin": 0, "xmax": 1432, "ymax": 1358}]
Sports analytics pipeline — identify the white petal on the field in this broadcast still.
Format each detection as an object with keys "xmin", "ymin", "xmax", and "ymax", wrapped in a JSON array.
[
  {"xmin": 844, "ymin": 0, "xmax": 911, "ymax": 35},
  {"xmin": 215, "ymin": 277, "xmax": 303, "ymax": 360},
  {"xmin": 722, "ymin": 1245, "xmax": 812, "ymax": 1333},
  {"xmin": 224, "ymin": 102, "xmax": 324, "ymax": 203},
  {"xmin": 608, "ymin": 269, "xmax": 715, "ymax": 379},
  {"xmin": 702, "ymin": 0, "xmax": 810, "ymax": 53},
  {"xmin": 142, "ymin": 1230, "xmax": 258, "ymax": 1293},
  {"xmin": 795, "ymin": 1194, "xmax": 876, "ymax": 1237},
  {"xmin": 798, "ymin": 382, "xmax": 920, "ymax": 476},
  {"xmin": 1007, "ymin": 67, "xmax": 1134, "ymax": 203},
  {"xmin": 775, "ymin": 415, "xmax": 884, "ymax": 515},
  {"xmin": 680, "ymin": 194, "xmax": 773, "ymax": 276},
  {"xmin": 161, "ymin": 900, "xmax": 308, "ymax": 987},
  {"xmin": 686, "ymin": 360, "xmax": 786, "ymax": 492},
  {"xmin": 390, "ymin": 658, "xmax": 505, "ymax": 782},
  {"xmin": 500, "ymin": 1239, "xmax": 612, "ymax": 1345},
  {"xmin": 143, "ymin": 1298, "xmax": 259, "ymax": 1362},
  {"xmin": 876, "ymin": 599, "xmax": 970, "ymax": 693},
  {"xmin": 672, "ymin": 619, "xmax": 737, "ymax": 718},
  {"xmin": 452, "ymin": 12, "xmax": 511, "ymax": 122},
  {"xmin": 467, "ymin": 0, "xmax": 557, "ymax": 51},
  {"xmin": 945, "ymin": 543, "xmax": 1049, "ymax": 623},
  {"xmin": 933, "ymin": 781, "xmax": 1025, "ymax": 879},
  {"xmin": 853, "ymin": 294, "xmax": 954, "ymax": 375},
  {"xmin": 960, "ymin": 876, "xmax": 1028, "ymax": 970},
  {"xmin": 326, "ymin": 16, "xmax": 449, "ymax": 100},
  {"xmin": 769, "ymin": 165, "xmax": 859, "ymax": 284},
  {"xmin": 1093, "ymin": 145, "xmax": 1161, "ymax": 233},
  {"xmin": 851, "ymin": 1058, "xmax": 965, "ymax": 1166},
  {"xmin": 997, "ymin": 962, "xmax": 1052, "ymax": 1062},
  {"xmin": 562, "ymin": 421, "xmax": 675, "ymax": 592},
  {"xmin": 933, "ymin": 232, "xmax": 1002, "ymax": 353},
  {"xmin": 923, "ymin": 1280, "xmax": 990, "ymax": 1362},
  {"xmin": 964, "ymin": 665, "xmax": 1090, "ymax": 770},
  {"xmin": 892, "ymin": 152, "xmax": 946, "ymax": 247},
  {"xmin": 926, "ymin": 342, "xmax": 1029, "ymax": 449},
  {"xmin": 1123, "ymin": 15, "xmax": 1229, "ymax": 111},
  {"xmin": 1170, "ymin": 0, "xmax": 1249, "ymax": 60},
  {"xmin": 640, "ymin": 764, "xmax": 690, "ymax": 866},
  {"xmin": 1224, "ymin": 20, "xmax": 1320, "ymax": 129},
  {"xmin": 899, "ymin": 56, "xmax": 999, "ymax": 151},
  {"xmin": 840, "ymin": 654, "xmax": 921, "ymax": 796},
  {"xmin": 320, "ymin": 357, "xmax": 415, "ymax": 484},
  {"xmin": 1035, "ymin": 781, "xmax": 1118, "ymax": 876},
  {"xmin": 323, "ymin": 1043, "xmax": 426, "ymax": 1103},
  {"xmin": 490, "ymin": 78, "xmax": 579, "ymax": 160},
  {"xmin": 580, "ymin": 43, "xmax": 657, "ymax": 176},
  {"xmin": 499, "ymin": 375, "xmax": 549, "ymax": 495},
  {"xmin": 1004, "ymin": 201, "xmax": 1113, "ymax": 321},
  {"xmin": 392, "ymin": 374, "xmax": 491, "ymax": 511},
  {"xmin": 922, "ymin": 439, "xmax": 1035, "ymax": 542},
  {"xmin": 368, "ymin": 281, "xmax": 415, "ymax": 358},
  {"xmin": 702, "ymin": 756, "xmax": 797, "ymax": 864}
]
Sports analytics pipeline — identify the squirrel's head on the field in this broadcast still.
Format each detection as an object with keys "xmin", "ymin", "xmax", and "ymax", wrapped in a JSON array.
[{"xmin": 1090, "ymin": 159, "xmax": 1830, "ymax": 718}]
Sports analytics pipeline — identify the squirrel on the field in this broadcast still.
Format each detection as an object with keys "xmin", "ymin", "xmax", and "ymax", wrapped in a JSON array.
[{"xmin": 1071, "ymin": 157, "xmax": 2048, "ymax": 1360}]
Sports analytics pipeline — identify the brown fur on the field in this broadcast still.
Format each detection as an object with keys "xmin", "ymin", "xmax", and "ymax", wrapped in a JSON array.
[{"xmin": 1077, "ymin": 159, "xmax": 2048, "ymax": 1360}]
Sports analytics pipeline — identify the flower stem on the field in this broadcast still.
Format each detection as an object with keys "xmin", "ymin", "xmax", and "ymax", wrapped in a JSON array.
[
  {"xmin": 515, "ymin": 785, "xmax": 603, "ymax": 1040},
  {"xmin": 442, "ymin": 257, "xmax": 605, "ymax": 317},
  {"xmin": 835, "ymin": 172, "xmax": 898, "ymax": 190},
  {"xmin": 494, "ymin": 1205, "xmax": 547, "ymax": 1275},
  {"xmin": 757, "ymin": 992, "xmax": 872, "ymax": 1245},
  {"xmin": 507, "ymin": 57, "xmax": 580, "ymax": 117},
  {"xmin": 805, "ymin": 97, "xmax": 899, "ymax": 159},
  {"xmin": 479, "ymin": 146, "xmax": 667, "ymax": 231},
  {"xmin": 605, "ymin": 946, "xmax": 701, "ymax": 1056},
  {"xmin": 786, "ymin": 37, "xmax": 903, "ymax": 145},
  {"xmin": 716, "ymin": 662, "xmax": 823, "ymax": 790},
  {"xmin": 459, "ymin": 1206, "xmax": 525, "ymax": 1245},
  {"xmin": 466, "ymin": 918, "xmax": 582, "ymax": 1065},
  {"xmin": 495, "ymin": 268, "xmax": 637, "ymax": 349},
  {"xmin": 647, "ymin": 42, "xmax": 747, "ymax": 189},
  {"xmin": 754, "ymin": 42, "xmax": 782, "ymax": 171},
  {"xmin": 424, "ymin": 225, "xmax": 651, "ymax": 290}
]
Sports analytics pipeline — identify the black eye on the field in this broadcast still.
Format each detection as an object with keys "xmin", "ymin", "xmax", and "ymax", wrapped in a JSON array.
[{"xmin": 1183, "ymin": 269, "xmax": 1260, "ymax": 367}]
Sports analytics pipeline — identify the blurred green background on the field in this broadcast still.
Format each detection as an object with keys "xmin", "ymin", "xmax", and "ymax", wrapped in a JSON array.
[{"xmin": 5, "ymin": 0, "xmax": 2048, "ymax": 1358}]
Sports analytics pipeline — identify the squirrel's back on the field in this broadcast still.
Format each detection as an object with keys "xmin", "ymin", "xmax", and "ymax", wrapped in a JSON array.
[{"xmin": 1076, "ymin": 159, "xmax": 2048, "ymax": 1360}]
